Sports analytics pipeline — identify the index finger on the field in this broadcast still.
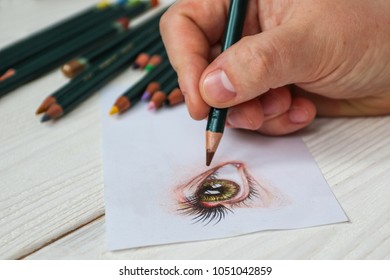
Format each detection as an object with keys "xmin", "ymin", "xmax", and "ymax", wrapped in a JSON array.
[{"xmin": 160, "ymin": 0, "xmax": 230, "ymax": 119}]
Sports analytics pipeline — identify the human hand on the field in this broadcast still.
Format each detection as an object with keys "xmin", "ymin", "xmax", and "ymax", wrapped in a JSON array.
[{"xmin": 160, "ymin": 0, "xmax": 390, "ymax": 135}]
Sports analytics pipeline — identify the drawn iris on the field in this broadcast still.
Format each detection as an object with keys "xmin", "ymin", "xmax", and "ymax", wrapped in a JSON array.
[
  {"xmin": 176, "ymin": 162, "xmax": 261, "ymax": 225},
  {"xmin": 196, "ymin": 179, "xmax": 239, "ymax": 205}
]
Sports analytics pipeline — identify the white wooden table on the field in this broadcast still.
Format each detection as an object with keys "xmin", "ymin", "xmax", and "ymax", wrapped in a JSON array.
[{"xmin": 0, "ymin": 0, "xmax": 389, "ymax": 260}]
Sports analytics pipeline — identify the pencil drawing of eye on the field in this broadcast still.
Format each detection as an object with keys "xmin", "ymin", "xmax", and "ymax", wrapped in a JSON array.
[{"xmin": 175, "ymin": 161, "xmax": 277, "ymax": 225}]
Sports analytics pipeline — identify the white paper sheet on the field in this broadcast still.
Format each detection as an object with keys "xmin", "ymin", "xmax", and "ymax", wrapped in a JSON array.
[{"xmin": 100, "ymin": 85, "xmax": 348, "ymax": 251}]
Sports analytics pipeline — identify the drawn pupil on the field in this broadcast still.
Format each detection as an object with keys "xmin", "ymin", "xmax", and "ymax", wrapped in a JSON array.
[{"xmin": 196, "ymin": 179, "xmax": 240, "ymax": 203}]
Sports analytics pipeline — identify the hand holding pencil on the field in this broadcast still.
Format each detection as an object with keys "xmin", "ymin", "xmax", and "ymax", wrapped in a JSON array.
[{"xmin": 160, "ymin": 0, "xmax": 390, "ymax": 139}]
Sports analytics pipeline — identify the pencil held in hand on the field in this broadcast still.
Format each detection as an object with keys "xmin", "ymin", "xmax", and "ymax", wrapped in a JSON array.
[{"xmin": 205, "ymin": 0, "xmax": 248, "ymax": 166}]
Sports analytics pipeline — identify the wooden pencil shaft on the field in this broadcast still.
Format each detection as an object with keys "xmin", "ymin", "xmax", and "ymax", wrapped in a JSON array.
[
  {"xmin": 206, "ymin": 0, "xmax": 248, "ymax": 133},
  {"xmin": 0, "ymin": 1, "xmax": 152, "ymax": 74},
  {"xmin": 0, "ymin": 19, "xmax": 128, "ymax": 97}
]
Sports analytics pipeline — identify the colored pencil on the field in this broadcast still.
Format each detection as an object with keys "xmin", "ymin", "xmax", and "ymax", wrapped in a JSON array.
[
  {"xmin": 148, "ymin": 76, "xmax": 178, "ymax": 110},
  {"xmin": 61, "ymin": 7, "xmax": 164, "ymax": 78},
  {"xmin": 109, "ymin": 57, "xmax": 171, "ymax": 115},
  {"xmin": 141, "ymin": 63, "xmax": 175, "ymax": 101},
  {"xmin": 0, "ymin": 0, "xmax": 159, "ymax": 76},
  {"xmin": 0, "ymin": 17, "xmax": 132, "ymax": 97},
  {"xmin": 40, "ymin": 32, "xmax": 163, "ymax": 121},
  {"xmin": 0, "ymin": 1, "xmax": 114, "ymax": 75},
  {"xmin": 165, "ymin": 88, "xmax": 184, "ymax": 107},
  {"xmin": 205, "ymin": 0, "xmax": 248, "ymax": 166},
  {"xmin": 36, "ymin": 28, "xmax": 163, "ymax": 114},
  {"xmin": 144, "ymin": 50, "xmax": 166, "ymax": 72},
  {"xmin": 132, "ymin": 37, "xmax": 165, "ymax": 69}
]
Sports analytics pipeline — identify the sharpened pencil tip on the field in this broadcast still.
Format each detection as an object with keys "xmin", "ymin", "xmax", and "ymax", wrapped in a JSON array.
[
  {"xmin": 144, "ymin": 64, "xmax": 153, "ymax": 72},
  {"xmin": 40, "ymin": 114, "xmax": 52, "ymax": 123},
  {"xmin": 35, "ymin": 106, "xmax": 46, "ymax": 115},
  {"xmin": 141, "ymin": 92, "xmax": 151, "ymax": 101},
  {"xmin": 147, "ymin": 102, "xmax": 156, "ymax": 111},
  {"xmin": 109, "ymin": 106, "xmax": 119, "ymax": 116},
  {"xmin": 206, "ymin": 150, "xmax": 215, "ymax": 166}
]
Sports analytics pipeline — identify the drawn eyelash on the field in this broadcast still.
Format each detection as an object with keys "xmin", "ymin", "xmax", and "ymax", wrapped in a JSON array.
[{"xmin": 176, "ymin": 162, "xmax": 260, "ymax": 225}]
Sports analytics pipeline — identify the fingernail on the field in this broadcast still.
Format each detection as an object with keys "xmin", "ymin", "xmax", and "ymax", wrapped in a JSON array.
[
  {"xmin": 203, "ymin": 70, "xmax": 236, "ymax": 102},
  {"xmin": 227, "ymin": 109, "xmax": 254, "ymax": 130},
  {"xmin": 288, "ymin": 107, "xmax": 309, "ymax": 123}
]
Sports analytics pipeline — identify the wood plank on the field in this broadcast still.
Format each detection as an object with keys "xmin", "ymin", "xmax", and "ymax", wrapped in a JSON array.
[
  {"xmin": 25, "ymin": 117, "xmax": 390, "ymax": 259},
  {"xmin": 0, "ymin": 0, "xmax": 104, "ymax": 259}
]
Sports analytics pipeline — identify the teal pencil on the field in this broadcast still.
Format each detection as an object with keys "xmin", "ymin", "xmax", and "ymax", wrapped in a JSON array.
[
  {"xmin": 109, "ymin": 57, "xmax": 171, "ymax": 115},
  {"xmin": 0, "ymin": 0, "xmax": 159, "ymax": 76},
  {"xmin": 205, "ymin": 0, "xmax": 248, "ymax": 166},
  {"xmin": 62, "ymin": 7, "xmax": 164, "ymax": 78},
  {"xmin": 0, "ymin": 17, "xmax": 131, "ymax": 97},
  {"xmin": 40, "ymin": 33, "xmax": 163, "ymax": 121}
]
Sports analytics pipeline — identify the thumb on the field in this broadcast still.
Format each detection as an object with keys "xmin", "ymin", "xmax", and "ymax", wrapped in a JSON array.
[{"xmin": 200, "ymin": 24, "xmax": 317, "ymax": 108}]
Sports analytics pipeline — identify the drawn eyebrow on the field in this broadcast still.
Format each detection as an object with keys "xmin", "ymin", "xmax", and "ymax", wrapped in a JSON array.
[{"xmin": 175, "ymin": 161, "xmax": 261, "ymax": 225}]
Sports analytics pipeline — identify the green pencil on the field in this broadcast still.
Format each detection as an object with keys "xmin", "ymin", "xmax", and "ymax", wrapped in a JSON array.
[
  {"xmin": 0, "ymin": 0, "xmax": 158, "ymax": 76},
  {"xmin": 109, "ymin": 57, "xmax": 171, "ymax": 115},
  {"xmin": 205, "ymin": 0, "xmax": 248, "ymax": 166},
  {"xmin": 62, "ymin": 7, "xmax": 164, "ymax": 78},
  {"xmin": 36, "ymin": 26, "xmax": 162, "ymax": 114},
  {"xmin": 147, "ymin": 75, "xmax": 178, "ymax": 110},
  {"xmin": 40, "ymin": 32, "xmax": 163, "ymax": 121},
  {"xmin": 0, "ymin": 17, "xmax": 133, "ymax": 98},
  {"xmin": 0, "ymin": 1, "xmax": 115, "ymax": 74},
  {"xmin": 141, "ymin": 63, "xmax": 175, "ymax": 101},
  {"xmin": 132, "ymin": 36, "xmax": 165, "ymax": 69}
]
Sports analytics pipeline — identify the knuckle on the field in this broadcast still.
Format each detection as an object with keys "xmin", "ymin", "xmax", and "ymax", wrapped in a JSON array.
[{"xmin": 237, "ymin": 35, "xmax": 284, "ymax": 90}]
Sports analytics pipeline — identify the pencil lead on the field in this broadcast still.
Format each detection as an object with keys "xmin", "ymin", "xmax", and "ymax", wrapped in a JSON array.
[
  {"xmin": 206, "ymin": 150, "xmax": 215, "ymax": 166},
  {"xmin": 145, "ymin": 55, "xmax": 162, "ymax": 72},
  {"xmin": 166, "ymin": 88, "xmax": 184, "ymax": 107},
  {"xmin": 35, "ymin": 106, "xmax": 47, "ymax": 115},
  {"xmin": 142, "ymin": 82, "xmax": 159, "ymax": 101},
  {"xmin": 0, "ymin": 69, "xmax": 15, "ymax": 81},
  {"xmin": 96, "ymin": 0, "xmax": 111, "ymax": 9},
  {"xmin": 116, "ymin": 17, "xmax": 130, "ymax": 30},
  {"xmin": 116, "ymin": 0, "xmax": 127, "ymax": 5},
  {"xmin": 151, "ymin": 0, "xmax": 159, "ymax": 7},
  {"xmin": 35, "ymin": 96, "xmax": 56, "ymax": 115},
  {"xmin": 141, "ymin": 91, "xmax": 151, "ymax": 101},
  {"xmin": 109, "ymin": 106, "xmax": 120, "ymax": 115},
  {"xmin": 205, "ymin": 131, "xmax": 223, "ymax": 166},
  {"xmin": 147, "ymin": 102, "xmax": 156, "ymax": 111},
  {"xmin": 40, "ymin": 114, "xmax": 52, "ymax": 123},
  {"xmin": 133, "ymin": 53, "xmax": 149, "ymax": 69}
]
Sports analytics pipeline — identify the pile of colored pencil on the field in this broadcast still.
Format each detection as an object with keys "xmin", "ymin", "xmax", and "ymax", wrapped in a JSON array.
[{"xmin": 0, "ymin": 0, "xmax": 184, "ymax": 122}]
